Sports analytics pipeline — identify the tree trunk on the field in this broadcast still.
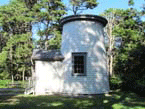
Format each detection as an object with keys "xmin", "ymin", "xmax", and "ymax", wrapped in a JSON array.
[
  {"xmin": 23, "ymin": 67, "xmax": 25, "ymax": 82},
  {"xmin": 12, "ymin": 74, "xmax": 14, "ymax": 84},
  {"xmin": 10, "ymin": 47, "xmax": 14, "ymax": 84},
  {"xmin": 44, "ymin": 40, "xmax": 48, "ymax": 50},
  {"xmin": 110, "ymin": 54, "xmax": 113, "ymax": 76},
  {"xmin": 109, "ymin": 35, "xmax": 113, "ymax": 76},
  {"xmin": 107, "ymin": 13, "xmax": 115, "ymax": 77}
]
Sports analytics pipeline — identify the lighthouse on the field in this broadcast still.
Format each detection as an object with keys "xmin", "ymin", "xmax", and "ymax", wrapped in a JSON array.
[{"xmin": 60, "ymin": 15, "xmax": 109, "ymax": 94}]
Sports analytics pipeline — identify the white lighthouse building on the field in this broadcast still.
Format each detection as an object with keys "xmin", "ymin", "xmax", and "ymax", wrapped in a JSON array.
[{"xmin": 30, "ymin": 15, "xmax": 109, "ymax": 95}]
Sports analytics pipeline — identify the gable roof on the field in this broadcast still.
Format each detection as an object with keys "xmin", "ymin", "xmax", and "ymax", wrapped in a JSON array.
[{"xmin": 32, "ymin": 49, "xmax": 64, "ymax": 61}]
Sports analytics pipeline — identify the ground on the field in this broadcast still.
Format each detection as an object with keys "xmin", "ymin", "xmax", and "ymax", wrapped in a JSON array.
[{"xmin": 0, "ymin": 90, "xmax": 145, "ymax": 109}]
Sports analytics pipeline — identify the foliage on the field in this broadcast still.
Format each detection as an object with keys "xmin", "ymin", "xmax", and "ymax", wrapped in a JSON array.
[
  {"xmin": 0, "ymin": 32, "xmax": 8, "ymax": 52},
  {"xmin": 137, "ymin": 79, "xmax": 145, "ymax": 86},
  {"xmin": 114, "ymin": 8, "xmax": 145, "ymax": 78},
  {"xmin": 101, "ymin": 8, "xmax": 122, "ymax": 76},
  {"xmin": 110, "ymin": 75, "xmax": 122, "ymax": 90},
  {"xmin": 110, "ymin": 75, "xmax": 122, "ymax": 85},
  {"xmin": 128, "ymin": 0, "xmax": 134, "ymax": 6},
  {"xmin": 112, "ymin": 7, "xmax": 145, "ymax": 94},
  {"xmin": 0, "ymin": 79, "xmax": 29, "ymax": 88},
  {"xmin": 0, "ymin": 0, "xmax": 34, "ymax": 80},
  {"xmin": 32, "ymin": 0, "xmax": 66, "ymax": 50},
  {"xmin": 0, "ymin": 0, "xmax": 33, "ymax": 34},
  {"xmin": 0, "ymin": 0, "xmax": 66, "ymax": 79},
  {"xmin": 102, "ymin": 8, "xmax": 145, "ymax": 78},
  {"xmin": 102, "ymin": 4, "xmax": 145, "ymax": 93},
  {"xmin": 0, "ymin": 79, "xmax": 11, "ymax": 88},
  {"xmin": 69, "ymin": 0, "xmax": 99, "ymax": 15},
  {"xmin": 47, "ymin": 30, "xmax": 62, "ymax": 49}
]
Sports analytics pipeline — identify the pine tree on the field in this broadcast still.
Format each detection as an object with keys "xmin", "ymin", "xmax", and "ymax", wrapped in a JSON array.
[
  {"xmin": 0, "ymin": 0, "xmax": 34, "ymax": 80},
  {"xmin": 0, "ymin": 0, "xmax": 66, "ymax": 80},
  {"xmin": 69, "ymin": 0, "xmax": 99, "ymax": 15},
  {"xmin": 32, "ymin": 0, "xmax": 66, "ymax": 50},
  {"xmin": 113, "ymin": 8, "xmax": 145, "ymax": 81}
]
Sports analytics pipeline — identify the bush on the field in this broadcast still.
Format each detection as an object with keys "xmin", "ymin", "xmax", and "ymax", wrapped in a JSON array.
[
  {"xmin": 134, "ymin": 79, "xmax": 145, "ymax": 97},
  {"xmin": 110, "ymin": 75, "xmax": 122, "ymax": 90},
  {"xmin": 121, "ymin": 78, "xmax": 145, "ymax": 97},
  {"xmin": 137, "ymin": 79, "xmax": 145, "ymax": 86}
]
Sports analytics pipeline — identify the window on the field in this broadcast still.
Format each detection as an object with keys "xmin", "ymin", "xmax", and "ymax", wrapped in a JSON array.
[{"xmin": 72, "ymin": 52, "xmax": 87, "ymax": 76}]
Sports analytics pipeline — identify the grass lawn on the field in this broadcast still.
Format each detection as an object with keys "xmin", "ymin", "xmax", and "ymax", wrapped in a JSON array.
[{"xmin": 0, "ymin": 90, "xmax": 145, "ymax": 109}]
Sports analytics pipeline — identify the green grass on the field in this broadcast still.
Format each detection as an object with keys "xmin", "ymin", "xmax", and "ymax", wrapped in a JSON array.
[
  {"xmin": 0, "ymin": 90, "xmax": 145, "ymax": 109},
  {"xmin": 0, "ymin": 80, "xmax": 12, "ymax": 88},
  {"xmin": 0, "ymin": 80, "xmax": 29, "ymax": 88}
]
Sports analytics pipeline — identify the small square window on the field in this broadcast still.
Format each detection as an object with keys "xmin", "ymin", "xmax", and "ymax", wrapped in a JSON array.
[{"xmin": 72, "ymin": 52, "xmax": 87, "ymax": 76}]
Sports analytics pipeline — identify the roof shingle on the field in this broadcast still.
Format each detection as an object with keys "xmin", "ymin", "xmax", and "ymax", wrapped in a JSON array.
[{"xmin": 32, "ymin": 49, "xmax": 64, "ymax": 61}]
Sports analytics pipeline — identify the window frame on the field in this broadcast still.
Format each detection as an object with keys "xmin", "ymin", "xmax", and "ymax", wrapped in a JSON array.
[{"xmin": 72, "ymin": 52, "xmax": 87, "ymax": 76}]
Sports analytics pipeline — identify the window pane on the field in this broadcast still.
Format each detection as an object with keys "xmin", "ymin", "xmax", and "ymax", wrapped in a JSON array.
[{"xmin": 72, "ymin": 53, "xmax": 86, "ymax": 75}]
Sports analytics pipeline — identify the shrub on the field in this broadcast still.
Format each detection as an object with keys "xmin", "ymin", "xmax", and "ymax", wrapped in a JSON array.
[{"xmin": 110, "ymin": 75, "xmax": 122, "ymax": 90}]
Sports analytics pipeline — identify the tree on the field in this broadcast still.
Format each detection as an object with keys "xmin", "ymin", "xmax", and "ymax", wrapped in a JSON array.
[
  {"xmin": 0, "ymin": 0, "xmax": 66, "ymax": 80},
  {"xmin": 128, "ymin": 0, "xmax": 134, "ymax": 6},
  {"xmin": 69, "ymin": 0, "xmax": 99, "ymax": 15},
  {"xmin": 23, "ymin": 0, "xmax": 38, "ymax": 9},
  {"xmin": 32, "ymin": 0, "xmax": 66, "ymax": 50},
  {"xmin": 0, "ymin": 0, "xmax": 34, "ymax": 80},
  {"xmin": 0, "ymin": 31, "xmax": 8, "ymax": 53},
  {"xmin": 101, "ymin": 8, "xmax": 123, "ymax": 77},
  {"xmin": 113, "ymin": 8, "xmax": 145, "ymax": 82}
]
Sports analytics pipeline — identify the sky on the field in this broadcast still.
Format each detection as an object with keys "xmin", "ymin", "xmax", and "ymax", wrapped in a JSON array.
[
  {"xmin": 64, "ymin": 0, "xmax": 145, "ymax": 15},
  {"xmin": 0, "ymin": 0, "xmax": 144, "ymax": 15}
]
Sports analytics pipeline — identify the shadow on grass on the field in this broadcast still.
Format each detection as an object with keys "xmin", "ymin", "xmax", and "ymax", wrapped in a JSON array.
[{"xmin": 0, "ymin": 90, "xmax": 145, "ymax": 109}]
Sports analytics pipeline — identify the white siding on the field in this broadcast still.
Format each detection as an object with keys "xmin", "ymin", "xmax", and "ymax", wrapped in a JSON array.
[
  {"xmin": 61, "ymin": 20, "xmax": 109, "ymax": 94},
  {"xmin": 35, "ymin": 61, "xmax": 64, "ymax": 95}
]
